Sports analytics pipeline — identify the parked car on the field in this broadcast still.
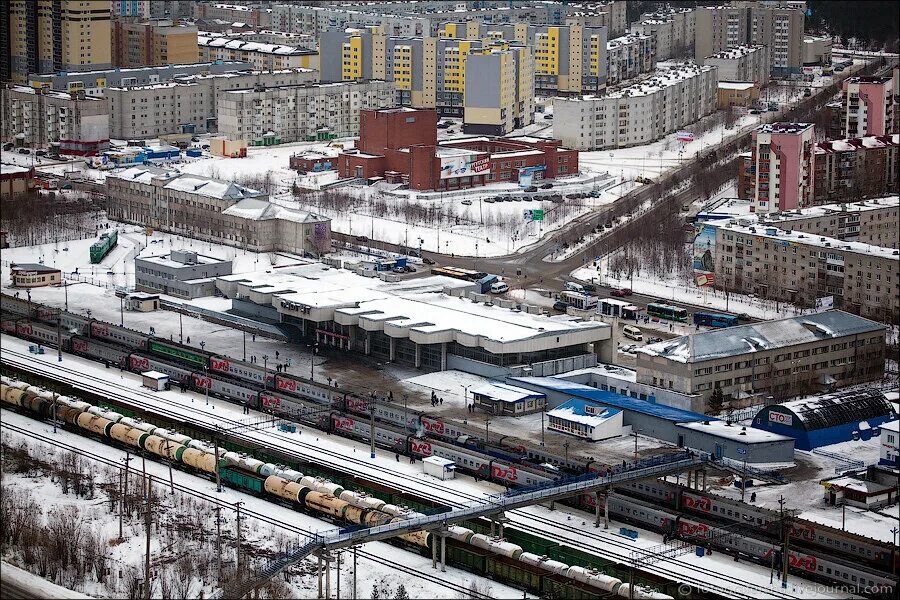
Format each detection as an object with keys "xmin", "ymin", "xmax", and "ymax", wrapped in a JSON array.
[
  {"xmin": 437, "ymin": 122, "xmax": 450, "ymax": 129},
  {"xmin": 17, "ymin": 148, "xmax": 31, "ymax": 155},
  {"xmin": 523, "ymin": 195, "xmax": 533, "ymax": 201},
  {"xmin": 461, "ymin": 199, "xmax": 473, "ymax": 206},
  {"xmin": 2, "ymin": 142, "xmax": 14, "ymax": 151},
  {"xmin": 544, "ymin": 114, "xmax": 554, "ymax": 119},
  {"xmin": 647, "ymin": 337, "xmax": 663, "ymax": 344},
  {"xmin": 582, "ymin": 283, "xmax": 597, "ymax": 294},
  {"xmin": 490, "ymin": 281, "xmax": 509, "ymax": 294},
  {"xmin": 540, "ymin": 182, "xmax": 553, "ymax": 189},
  {"xmin": 405, "ymin": 265, "xmax": 417, "ymax": 273},
  {"xmin": 392, "ymin": 266, "xmax": 407, "ymax": 274},
  {"xmin": 553, "ymin": 301, "xmax": 569, "ymax": 311},
  {"xmin": 446, "ymin": 129, "xmax": 456, "ymax": 134},
  {"xmin": 525, "ymin": 185, "xmax": 538, "ymax": 192},
  {"xmin": 610, "ymin": 288, "xmax": 627, "ymax": 297},
  {"xmin": 355, "ymin": 235, "xmax": 368, "ymax": 242},
  {"xmin": 484, "ymin": 197, "xmax": 496, "ymax": 203},
  {"xmin": 35, "ymin": 150, "xmax": 47, "ymax": 156},
  {"xmin": 423, "ymin": 257, "xmax": 436, "ymax": 265},
  {"xmin": 749, "ymin": 109, "xmax": 761, "ymax": 114},
  {"xmin": 502, "ymin": 195, "xmax": 513, "ymax": 202},
  {"xmin": 620, "ymin": 288, "xmax": 633, "ymax": 296}
]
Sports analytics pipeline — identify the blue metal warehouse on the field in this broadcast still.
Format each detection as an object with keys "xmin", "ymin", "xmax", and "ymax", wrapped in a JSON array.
[
  {"xmin": 752, "ymin": 389, "xmax": 897, "ymax": 450},
  {"xmin": 509, "ymin": 377, "xmax": 795, "ymax": 464}
]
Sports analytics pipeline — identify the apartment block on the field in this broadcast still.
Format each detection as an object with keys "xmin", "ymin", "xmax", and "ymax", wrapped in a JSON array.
[
  {"xmin": 217, "ymin": 80, "xmax": 395, "ymax": 144},
  {"xmin": 319, "ymin": 30, "xmax": 534, "ymax": 135},
  {"xmin": 212, "ymin": 29, "xmax": 317, "ymax": 51},
  {"xmin": 813, "ymin": 135, "xmax": 899, "ymax": 205},
  {"xmin": 105, "ymin": 68, "xmax": 318, "ymax": 139},
  {"xmin": 750, "ymin": 122, "xmax": 815, "ymax": 214},
  {"xmin": 759, "ymin": 196, "xmax": 900, "ymax": 249},
  {"xmin": 196, "ymin": 3, "xmax": 271, "ymax": 28},
  {"xmin": 111, "ymin": 1, "xmax": 149, "ymax": 18},
  {"xmin": 27, "ymin": 60, "xmax": 253, "ymax": 96},
  {"xmin": 695, "ymin": 2, "xmax": 804, "ymax": 77},
  {"xmin": 606, "ymin": 34, "xmax": 656, "ymax": 86},
  {"xmin": 112, "ymin": 19, "xmax": 198, "ymax": 68},
  {"xmin": 634, "ymin": 7, "xmax": 696, "ymax": 61},
  {"xmin": 440, "ymin": 22, "xmax": 608, "ymax": 95},
  {"xmin": 197, "ymin": 34, "xmax": 319, "ymax": 71},
  {"xmin": 709, "ymin": 220, "xmax": 900, "ymax": 322},
  {"xmin": 703, "ymin": 45, "xmax": 771, "ymax": 87},
  {"xmin": 106, "ymin": 166, "xmax": 332, "ymax": 255},
  {"xmin": 636, "ymin": 311, "xmax": 887, "ymax": 402},
  {"xmin": 1, "ymin": 85, "xmax": 109, "ymax": 154},
  {"xmin": 841, "ymin": 76, "xmax": 896, "ymax": 138},
  {"xmin": 554, "ymin": 64, "xmax": 718, "ymax": 151},
  {"xmin": 5, "ymin": 0, "xmax": 113, "ymax": 82}
]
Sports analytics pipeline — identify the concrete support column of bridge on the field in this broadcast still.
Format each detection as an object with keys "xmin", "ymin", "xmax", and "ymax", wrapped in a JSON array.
[
  {"xmin": 440, "ymin": 342, "xmax": 447, "ymax": 370},
  {"xmin": 317, "ymin": 552, "xmax": 324, "ymax": 599},
  {"xmin": 364, "ymin": 331, "xmax": 371, "ymax": 355},
  {"xmin": 325, "ymin": 552, "xmax": 332, "ymax": 600},
  {"xmin": 432, "ymin": 532, "xmax": 438, "ymax": 569},
  {"xmin": 349, "ymin": 326, "xmax": 356, "ymax": 350},
  {"xmin": 441, "ymin": 534, "xmax": 447, "ymax": 573},
  {"xmin": 389, "ymin": 337, "xmax": 395, "ymax": 362},
  {"xmin": 415, "ymin": 342, "xmax": 421, "ymax": 369},
  {"xmin": 604, "ymin": 490, "xmax": 610, "ymax": 529},
  {"xmin": 594, "ymin": 491, "xmax": 601, "ymax": 528}
]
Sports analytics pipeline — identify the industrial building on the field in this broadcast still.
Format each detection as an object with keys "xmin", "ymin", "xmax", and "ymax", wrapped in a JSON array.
[
  {"xmin": 318, "ymin": 29, "xmax": 534, "ymax": 135},
  {"xmin": 554, "ymin": 64, "xmax": 718, "ymax": 151},
  {"xmin": 752, "ymin": 389, "xmax": 897, "ymax": 451},
  {"xmin": 1, "ymin": 85, "xmax": 109, "ymax": 155},
  {"xmin": 813, "ymin": 136, "xmax": 899, "ymax": 205},
  {"xmin": 0, "ymin": 164, "xmax": 34, "ymax": 196},
  {"xmin": 509, "ymin": 377, "xmax": 795, "ymax": 464},
  {"xmin": 216, "ymin": 81, "xmax": 396, "ymax": 144},
  {"xmin": 879, "ymin": 420, "xmax": 898, "ymax": 466},
  {"xmin": 635, "ymin": 311, "xmax": 888, "ymax": 403},
  {"xmin": 703, "ymin": 219, "xmax": 900, "ymax": 321},
  {"xmin": 471, "ymin": 383, "xmax": 547, "ymax": 416},
  {"xmin": 104, "ymin": 68, "xmax": 318, "ymax": 139},
  {"xmin": 213, "ymin": 263, "xmax": 612, "ymax": 377},
  {"xmin": 340, "ymin": 108, "xmax": 577, "ymax": 191},
  {"xmin": 106, "ymin": 166, "xmax": 332, "ymax": 256},
  {"xmin": 135, "ymin": 250, "xmax": 233, "ymax": 300}
]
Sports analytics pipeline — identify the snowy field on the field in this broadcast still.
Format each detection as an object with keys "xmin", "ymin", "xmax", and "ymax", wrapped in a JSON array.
[{"xmin": 0, "ymin": 336, "xmax": 866, "ymax": 599}]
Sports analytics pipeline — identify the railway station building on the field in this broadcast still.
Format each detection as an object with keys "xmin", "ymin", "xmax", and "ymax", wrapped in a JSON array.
[{"xmin": 214, "ymin": 263, "xmax": 611, "ymax": 377}]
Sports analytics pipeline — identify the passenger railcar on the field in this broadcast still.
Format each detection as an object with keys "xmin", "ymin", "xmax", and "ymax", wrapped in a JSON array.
[
  {"xmin": 330, "ymin": 414, "xmax": 408, "ymax": 449},
  {"xmin": 127, "ymin": 354, "xmax": 194, "ymax": 384},
  {"xmin": 210, "ymin": 355, "xmax": 273, "ymax": 388},
  {"xmin": 90, "ymin": 321, "xmax": 148, "ymax": 348},
  {"xmin": 71, "ymin": 336, "xmax": 130, "ymax": 365}
]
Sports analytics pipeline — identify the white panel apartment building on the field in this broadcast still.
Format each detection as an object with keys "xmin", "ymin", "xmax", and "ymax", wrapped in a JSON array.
[
  {"xmin": 105, "ymin": 69, "xmax": 318, "ymax": 139},
  {"xmin": 634, "ymin": 7, "xmax": 697, "ymax": 60},
  {"xmin": 554, "ymin": 64, "xmax": 718, "ymax": 150},
  {"xmin": 217, "ymin": 80, "xmax": 396, "ymax": 143},
  {"xmin": 606, "ymin": 34, "xmax": 656, "ymax": 86},
  {"xmin": 703, "ymin": 45, "xmax": 771, "ymax": 86}
]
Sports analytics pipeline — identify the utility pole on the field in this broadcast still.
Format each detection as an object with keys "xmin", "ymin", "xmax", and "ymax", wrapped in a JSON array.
[
  {"xmin": 214, "ymin": 431, "xmax": 222, "ymax": 492},
  {"xmin": 118, "ymin": 468, "xmax": 124, "ymax": 541},
  {"xmin": 179, "ymin": 312, "xmax": 183, "ymax": 343},
  {"xmin": 216, "ymin": 506, "xmax": 222, "ymax": 574},
  {"xmin": 243, "ymin": 330, "xmax": 247, "ymax": 362},
  {"xmin": 144, "ymin": 475, "xmax": 152, "ymax": 600},
  {"xmin": 779, "ymin": 495, "xmax": 789, "ymax": 589},
  {"xmin": 541, "ymin": 406, "xmax": 545, "ymax": 446},
  {"xmin": 56, "ymin": 311, "xmax": 62, "ymax": 362},
  {"xmin": 352, "ymin": 546, "xmax": 357, "ymax": 600},
  {"xmin": 235, "ymin": 501, "xmax": 244, "ymax": 571},
  {"xmin": 121, "ymin": 453, "xmax": 133, "ymax": 541},
  {"xmin": 485, "ymin": 417, "xmax": 491, "ymax": 443},
  {"xmin": 369, "ymin": 396, "xmax": 376, "ymax": 459}
]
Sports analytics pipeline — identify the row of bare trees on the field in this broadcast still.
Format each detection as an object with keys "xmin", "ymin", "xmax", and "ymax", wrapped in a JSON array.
[{"xmin": 0, "ymin": 190, "xmax": 104, "ymax": 247}]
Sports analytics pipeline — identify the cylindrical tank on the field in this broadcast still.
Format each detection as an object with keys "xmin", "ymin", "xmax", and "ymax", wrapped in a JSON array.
[
  {"xmin": 223, "ymin": 451, "xmax": 242, "ymax": 467},
  {"xmin": 363, "ymin": 510, "xmax": 393, "ymax": 527},
  {"xmin": 567, "ymin": 567, "xmax": 623, "ymax": 593},
  {"xmin": 272, "ymin": 466, "xmax": 303, "ymax": 482},
  {"xmin": 119, "ymin": 417, "xmax": 157, "ymax": 435},
  {"xmin": 67, "ymin": 400, "xmax": 92, "ymax": 413},
  {"xmin": 380, "ymin": 504, "xmax": 404, "ymax": 516},
  {"xmin": 469, "ymin": 535, "xmax": 523, "ymax": 559},
  {"xmin": 340, "ymin": 491, "xmax": 387, "ymax": 512},
  {"xmin": 56, "ymin": 405, "xmax": 83, "ymax": 425},
  {"xmin": 264, "ymin": 475, "xmax": 310, "ymax": 504},
  {"xmin": 77, "ymin": 413, "xmax": 114, "ymax": 437},
  {"xmin": 301, "ymin": 476, "xmax": 345, "ymax": 497},
  {"xmin": 3, "ymin": 388, "xmax": 26, "ymax": 407},
  {"xmin": 109, "ymin": 423, "xmax": 138, "ymax": 446},
  {"xmin": 447, "ymin": 526, "xmax": 475, "ymax": 544},
  {"xmin": 182, "ymin": 448, "xmax": 219, "ymax": 474},
  {"xmin": 305, "ymin": 491, "xmax": 349, "ymax": 520},
  {"xmin": 518, "ymin": 553, "xmax": 569, "ymax": 576},
  {"xmin": 87, "ymin": 406, "xmax": 124, "ymax": 423},
  {"xmin": 155, "ymin": 429, "xmax": 192, "ymax": 446},
  {"xmin": 344, "ymin": 505, "xmax": 367, "ymax": 525},
  {"xmin": 239, "ymin": 455, "xmax": 265, "ymax": 474},
  {"xmin": 398, "ymin": 531, "xmax": 431, "ymax": 548},
  {"xmin": 143, "ymin": 435, "xmax": 186, "ymax": 461},
  {"xmin": 616, "ymin": 585, "xmax": 673, "ymax": 600}
]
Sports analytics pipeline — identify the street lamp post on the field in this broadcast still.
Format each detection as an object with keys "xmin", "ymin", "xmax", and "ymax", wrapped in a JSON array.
[
  {"xmin": 563, "ymin": 442, "xmax": 569, "ymax": 465},
  {"xmin": 485, "ymin": 418, "xmax": 491, "ymax": 443},
  {"xmin": 63, "ymin": 279, "xmax": 68, "ymax": 311},
  {"xmin": 262, "ymin": 354, "xmax": 269, "ymax": 389},
  {"xmin": 204, "ymin": 367, "xmax": 210, "ymax": 406},
  {"xmin": 309, "ymin": 343, "xmax": 318, "ymax": 381},
  {"xmin": 56, "ymin": 311, "xmax": 62, "ymax": 362}
]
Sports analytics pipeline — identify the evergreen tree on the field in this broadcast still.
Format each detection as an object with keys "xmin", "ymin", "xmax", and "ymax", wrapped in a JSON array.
[{"xmin": 707, "ymin": 387, "xmax": 725, "ymax": 415}]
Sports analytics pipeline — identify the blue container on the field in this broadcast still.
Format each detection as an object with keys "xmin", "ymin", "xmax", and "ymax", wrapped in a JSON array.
[{"xmin": 696, "ymin": 546, "xmax": 705, "ymax": 557}]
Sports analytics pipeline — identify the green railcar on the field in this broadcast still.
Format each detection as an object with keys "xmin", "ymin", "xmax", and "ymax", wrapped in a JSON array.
[
  {"xmin": 487, "ymin": 555, "xmax": 543, "ymax": 593},
  {"xmin": 502, "ymin": 526, "xmax": 560, "ymax": 556},
  {"xmin": 542, "ymin": 576, "xmax": 606, "ymax": 600},
  {"xmin": 220, "ymin": 467, "xmax": 265, "ymax": 494},
  {"xmin": 446, "ymin": 541, "xmax": 489, "ymax": 574},
  {"xmin": 147, "ymin": 340, "xmax": 209, "ymax": 369},
  {"xmin": 89, "ymin": 230, "xmax": 118, "ymax": 264}
]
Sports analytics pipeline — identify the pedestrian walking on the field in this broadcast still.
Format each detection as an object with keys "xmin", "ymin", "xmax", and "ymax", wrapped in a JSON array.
[
  {"xmin": 395, "ymin": 453, "xmax": 400, "ymax": 462},
  {"xmin": 439, "ymin": 397, "xmax": 443, "ymax": 405}
]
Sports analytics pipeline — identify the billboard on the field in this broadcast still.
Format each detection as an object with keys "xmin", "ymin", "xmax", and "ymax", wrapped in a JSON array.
[
  {"xmin": 815, "ymin": 296, "xmax": 834, "ymax": 310},
  {"xmin": 695, "ymin": 272, "xmax": 715, "ymax": 287},
  {"xmin": 692, "ymin": 224, "xmax": 717, "ymax": 279},
  {"xmin": 440, "ymin": 154, "xmax": 490, "ymax": 179},
  {"xmin": 677, "ymin": 131, "xmax": 695, "ymax": 142}
]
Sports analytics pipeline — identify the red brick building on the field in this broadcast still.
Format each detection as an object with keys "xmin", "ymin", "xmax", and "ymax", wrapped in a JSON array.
[
  {"xmin": 289, "ymin": 151, "xmax": 339, "ymax": 173},
  {"xmin": 339, "ymin": 108, "xmax": 578, "ymax": 191}
]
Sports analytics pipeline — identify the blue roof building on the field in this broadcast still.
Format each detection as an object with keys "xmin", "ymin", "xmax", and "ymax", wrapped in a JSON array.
[{"xmin": 546, "ymin": 398, "xmax": 623, "ymax": 441}]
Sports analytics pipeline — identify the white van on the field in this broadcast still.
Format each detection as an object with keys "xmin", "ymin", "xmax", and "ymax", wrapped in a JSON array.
[
  {"xmin": 622, "ymin": 325, "xmax": 643, "ymax": 341},
  {"xmin": 564, "ymin": 281, "xmax": 585, "ymax": 293},
  {"xmin": 490, "ymin": 281, "xmax": 509, "ymax": 294}
]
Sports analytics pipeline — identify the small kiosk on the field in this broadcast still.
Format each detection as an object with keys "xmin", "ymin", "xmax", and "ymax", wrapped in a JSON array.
[
  {"xmin": 423, "ymin": 456, "xmax": 456, "ymax": 480},
  {"xmin": 141, "ymin": 370, "xmax": 169, "ymax": 391}
]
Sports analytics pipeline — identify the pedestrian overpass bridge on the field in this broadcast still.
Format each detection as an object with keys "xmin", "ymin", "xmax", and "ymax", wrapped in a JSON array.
[{"xmin": 220, "ymin": 452, "xmax": 708, "ymax": 599}]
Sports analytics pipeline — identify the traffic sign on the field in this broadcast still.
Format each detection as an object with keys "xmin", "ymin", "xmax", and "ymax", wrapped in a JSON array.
[{"xmin": 524, "ymin": 209, "xmax": 544, "ymax": 222}]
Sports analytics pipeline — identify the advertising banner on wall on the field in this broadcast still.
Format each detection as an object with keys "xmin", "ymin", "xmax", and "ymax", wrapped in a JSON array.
[
  {"xmin": 440, "ymin": 154, "xmax": 490, "ymax": 179},
  {"xmin": 692, "ymin": 224, "xmax": 717, "ymax": 282},
  {"xmin": 815, "ymin": 296, "xmax": 834, "ymax": 310}
]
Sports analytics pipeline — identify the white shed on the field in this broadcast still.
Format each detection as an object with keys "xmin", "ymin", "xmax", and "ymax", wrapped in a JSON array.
[
  {"xmin": 141, "ymin": 370, "xmax": 169, "ymax": 391},
  {"xmin": 423, "ymin": 456, "xmax": 455, "ymax": 480}
]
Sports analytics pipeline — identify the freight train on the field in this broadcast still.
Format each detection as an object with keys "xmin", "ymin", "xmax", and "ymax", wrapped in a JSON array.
[
  {"xmin": 0, "ymin": 377, "xmax": 675, "ymax": 600},
  {"xmin": 2, "ymin": 295, "xmax": 898, "ymax": 593}
]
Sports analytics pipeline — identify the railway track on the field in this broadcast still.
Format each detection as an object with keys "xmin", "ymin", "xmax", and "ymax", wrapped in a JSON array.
[
  {"xmin": 0, "ymin": 347, "xmax": 827, "ymax": 599},
  {"xmin": 0, "ymin": 419, "xmax": 494, "ymax": 600}
]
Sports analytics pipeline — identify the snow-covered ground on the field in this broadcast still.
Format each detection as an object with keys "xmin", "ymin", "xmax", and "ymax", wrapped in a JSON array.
[
  {"xmin": 0, "ymin": 335, "xmax": 866, "ymax": 598},
  {"xmin": 0, "ymin": 562, "xmax": 93, "ymax": 599},
  {"xmin": 1, "ymin": 410, "xmax": 525, "ymax": 599}
]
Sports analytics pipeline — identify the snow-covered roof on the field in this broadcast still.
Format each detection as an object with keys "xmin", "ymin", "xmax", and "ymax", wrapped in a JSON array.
[
  {"xmin": 822, "ymin": 476, "xmax": 895, "ymax": 495},
  {"xmin": 769, "ymin": 389, "xmax": 896, "ymax": 431},
  {"xmin": 762, "ymin": 196, "xmax": 899, "ymax": 221},
  {"xmin": 106, "ymin": 165, "xmax": 178, "ymax": 184},
  {"xmin": 547, "ymin": 398, "xmax": 620, "ymax": 428},
  {"xmin": 198, "ymin": 35, "xmax": 315, "ymax": 56},
  {"xmin": 755, "ymin": 122, "xmax": 813, "ymax": 135},
  {"xmin": 471, "ymin": 382, "xmax": 545, "ymax": 404},
  {"xmin": 881, "ymin": 420, "xmax": 899, "ymax": 433},
  {"xmin": 676, "ymin": 420, "xmax": 793, "ymax": 444},
  {"xmin": 163, "ymin": 175, "xmax": 264, "ymax": 201},
  {"xmin": 1, "ymin": 164, "xmax": 32, "ymax": 175},
  {"xmin": 636, "ymin": 311, "xmax": 886, "ymax": 364},
  {"xmin": 221, "ymin": 198, "xmax": 328, "ymax": 223},
  {"xmin": 706, "ymin": 45, "xmax": 765, "ymax": 60},
  {"xmin": 815, "ymin": 134, "xmax": 899, "ymax": 153},
  {"xmin": 716, "ymin": 220, "xmax": 900, "ymax": 260},
  {"xmin": 718, "ymin": 81, "xmax": 756, "ymax": 91}
]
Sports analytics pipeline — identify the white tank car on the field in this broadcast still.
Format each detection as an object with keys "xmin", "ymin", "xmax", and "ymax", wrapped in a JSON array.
[
  {"xmin": 155, "ymin": 428, "xmax": 192, "ymax": 446},
  {"xmin": 566, "ymin": 566, "xmax": 623, "ymax": 593},
  {"xmin": 616, "ymin": 584, "xmax": 674, "ymax": 600},
  {"xmin": 238, "ymin": 455, "xmax": 265, "ymax": 474},
  {"xmin": 339, "ymin": 490, "xmax": 387, "ymax": 512},
  {"xmin": 447, "ymin": 526, "xmax": 475, "ymax": 544},
  {"xmin": 118, "ymin": 417, "xmax": 157, "ymax": 435},
  {"xmin": 87, "ymin": 406, "xmax": 124, "ymax": 422},
  {"xmin": 470, "ymin": 534, "xmax": 523, "ymax": 559},
  {"xmin": 518, "ymin": 553, "xmax": 570, "ymax": 577},
  {"xmin": 300, "ymin": 476, "xmax": 345, "ymax": 497},
  {"xmin": 272, "ymin": 466, "xmax": 304, "ymax": 482}
]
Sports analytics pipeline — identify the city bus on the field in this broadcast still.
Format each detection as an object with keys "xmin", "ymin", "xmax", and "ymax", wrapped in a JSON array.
[
  {"xmin": 598, "ymin": 298, "xmax": 641, "ymax": 320},
  {"xmin": 693, "ymin": 312, "xmax": 738, "ymax": 328},
  {"xmin": 561, "ymin": 291, "xmax": 598, "ymax": 311},
  {"xmin": 647, "ymin": 303, "xmax": 688, "ymax": 322}
]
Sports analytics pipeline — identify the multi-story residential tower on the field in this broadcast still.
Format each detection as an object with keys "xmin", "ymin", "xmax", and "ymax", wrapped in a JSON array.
[
  {"xmin": 813, "ymin": 135, "xmax": 899, "ymax": 205},
  {"xmin": 111, "ymin": 19, "xmax": 198, "ymax": 68},
  {"xmin": 750, "ymin": 122, "xmax": 815, "ymax": 214},
  {"xmin": 702, "ymin": 45, "xmax": 770, "ymax": 86},
  {"xmin": 842, "ymin": 76, "xmax": 896, "ymax": 138},
  {"xmin": 111, "ymin": 1, "xmax": 149, "ymax": 18},
  {"xmin": 1, "ymin": 85, "xmax": 109, "ymax": 154},
  {"xmin": 6, "ymin": 0, "xmax": 113, "ymax": 81}
]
